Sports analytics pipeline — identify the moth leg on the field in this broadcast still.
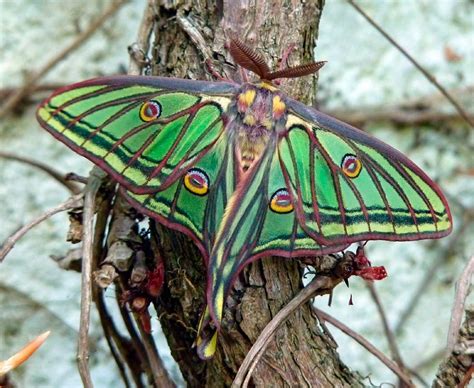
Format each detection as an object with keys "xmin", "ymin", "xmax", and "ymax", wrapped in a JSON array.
[
  {"xmin": 239, "ymin": 66, "xmax": 250, "ymax": 83},
  {"xmin": 273, "ymin": 43, "xmax": 297, "ymax": 85},
  {"xmin": 278, "ymin": 43, "xmax": 297, "ymax": 71},
  {"xmin": 204, "ymin": 58, "xmax": 231, "ymax": 81}
]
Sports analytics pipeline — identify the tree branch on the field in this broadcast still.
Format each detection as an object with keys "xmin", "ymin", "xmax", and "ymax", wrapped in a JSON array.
[
  {"xmin": 0, "ymin": 195, "xmax": 83, "ymax": 262},
  {"xmin": 0, "ymin": 151, "xmax": 82, "ymax": 194}
]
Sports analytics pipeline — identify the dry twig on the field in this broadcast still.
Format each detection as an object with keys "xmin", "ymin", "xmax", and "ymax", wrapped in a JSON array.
[
  {"xmin": 134, "ymin": 314, "xmax": 175, "ymax": 388},
  {"xmin": 0, "ymin": 84, "xmax": 63, "ymax": 102},
  {"xmin": 395, "ymin": 219, "xmax": 469, "ymax": 335},
  {"xmin": 346, "ymin": 0, "xmax": 474, "ymax": 128},
  {"xmin": 0, "ymin": 151, "xmax": 81, "ymax": 194},
  {"xmin": 77, "ymin": 167, "xmax": 106, "ymax": 388},
  {"xmin": 365, "ymin": 282, "xmax": 412, "ymax": 386},
  {"xmin": 349, "ymin": 85, "xmax": 474, "ymax": 127},
  {"xmin": 446, "ymin": 255, "xmax": 474, "ymax": 354},
  {"xmin": 0, "ymin": 194, "xmax": 83, "ymax": 262},
  {"xmin": 324, "ymin": 104, "xmax": 473, "ymax": 127},
  {"xmin": 88, "ymin": 182, "xmax": 135, "ymax": 386},
  {"xmin": 128, "ymin": 0, "xmax": 156, "ymax": 76},
  {"xmin": 313, "ymin": 308, "xmax": 414, "ymax": 387},
  {"xmin": 0, "ymin": 0, "xmax": 128, "ymax": 118}
]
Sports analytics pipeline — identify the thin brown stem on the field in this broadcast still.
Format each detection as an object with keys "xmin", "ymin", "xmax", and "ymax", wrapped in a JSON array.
[
  {"xmin": 89, "ymin": 183, "xmax": 134, "ymax": 386},
  {"xmin": 115, "ymin": 286, "xmax": 149, "ymax": 386},
  {"xmin": 366, "ymin": 282, "xmax": 411, "ymax": 386},
  {"xmin": 77, "ymin": 167, "xmax": 106, "ymax": 388},
  {"xmin": 395, "ymin": 219, "xmax": 468, "ymax": 335},
  {"xmin": 0, "ymin": 151, "xmax": 81, "ymax": 194},
  {"xmin": 0, "ymin": 83, "xmax": 63, "ymax": 101},
  {"xmin": 313, "ymin": 308, "xmax": 414, "ymax": 387},
  {"xmin": 0, "ymin": 0, "xmax": 128, "ymax": 118},
  {"xmin": 134, "ymin": 314, "xmax": 176, "ymax": 388},
  {"xmin": 324, "ymin": 106, "xmax": 473, "ymax": 127},
  {"xmin": 446, "ymin": 255, "xmax": 474, "ymax": 354},
  {"xmin": 346, "ymin": 0, "xmax": 474, "ymax": 128},
  {"xmin": 95, "ymin": 290, "xmax": 132, "ymax": 388},
  {"xmin": 115, "ymin": 273, "xmax": 153, "ymax": 378},
  {"xmin": 128, "ymin": 0, "xmax": 156, "ymax": 76},
  {"xmin": 0, "ymin": 194, "xmax": 83, "ymax": 262}
]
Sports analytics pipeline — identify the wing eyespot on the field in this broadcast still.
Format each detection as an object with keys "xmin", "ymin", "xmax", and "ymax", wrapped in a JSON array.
[
  {"xmin": 139, "ymin": 100, "xmax": 162, "ymax": 122},
  {"xmin": 341, "ymin": 154, "xmax": 362, "ymax": 178},
  {"xmin": 184, "ymin": 168, "xmax": 209, "ymax": 196},
  {"xmin": 270, "ymin": 188, "xmax": 294, "ymax": 213}
]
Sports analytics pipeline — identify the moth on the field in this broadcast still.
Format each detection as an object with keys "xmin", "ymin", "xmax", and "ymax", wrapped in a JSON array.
[{"xmin": 37, "ymin": 39, "xmax": 452, "ymax": 359}]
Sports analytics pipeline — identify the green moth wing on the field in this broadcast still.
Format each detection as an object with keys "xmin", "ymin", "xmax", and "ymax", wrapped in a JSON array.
[
  {"xmin": 123, "ymin": 131, "xmax": 237, "ymax": 257},
  {"xmin": 279, "ymin": 99, "xmax": 453, "ymax": 246},
  {"xmin": 36, "ymin": 68, "xmax": 453, "ymax": 362},
  {"xmin": 37, "ymin": 76, "xmax": 238, "ymax": 194},
  {"xmin": 195, "ymin": 89, "xmax": 452, "ymax": 359}
]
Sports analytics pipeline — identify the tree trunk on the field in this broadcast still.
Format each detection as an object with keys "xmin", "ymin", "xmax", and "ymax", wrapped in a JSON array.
[{"xmin": 147, "ymin": 1, "xmax": 364, "ymax": 386}]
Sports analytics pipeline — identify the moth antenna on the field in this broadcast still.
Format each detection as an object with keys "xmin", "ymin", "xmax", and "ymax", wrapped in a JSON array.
[
  {"xmin": 266, "ymin": 61, "xmax": 326, "ymax": 80},
  {"xmin": 229, "ymin": 38, "xmax": 271, "ymax": 79}
]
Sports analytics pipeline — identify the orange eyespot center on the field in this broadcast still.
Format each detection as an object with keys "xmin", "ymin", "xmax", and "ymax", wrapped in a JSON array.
[
  {"xmin": 270, "ymin": 189, "xmax": 294, "ymax": 213},
  {"xmin": 139, "ymin": 100, "xmax": 161, "ymax": 122},
  {"xmin": 184, "ymin": 168, "xmax": 209, "ymax": 196},
  {"xmin": 341, "ymin": 154, "xmax": 362, "ymax": 178}
]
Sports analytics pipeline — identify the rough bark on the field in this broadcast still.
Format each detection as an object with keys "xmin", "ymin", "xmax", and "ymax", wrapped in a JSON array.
[{"xmin": 148, "ymin": 1, "xmax": 364, "ymax": 386}]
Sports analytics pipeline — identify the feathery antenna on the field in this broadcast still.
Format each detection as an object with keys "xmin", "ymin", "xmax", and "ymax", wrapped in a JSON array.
[
  {"xmin": 228, "ymin": 38, "xmax": 325, "ymax": 81},
  {"xmin": 228, "ymin": 38, "xmax": 271, "ymax": 79},
  {"xmin": 266, "ymin": 61, "xmax": 326, "ymax": 80}
]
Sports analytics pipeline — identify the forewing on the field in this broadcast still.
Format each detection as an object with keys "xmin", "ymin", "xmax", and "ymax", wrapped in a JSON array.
[
  {"xmin": 123, "ymin": 132, "xmax": 237, "ymax": 258},
  {"xmin": 37, "ymin": 76, "xmax": 238, "ymax": 193},
  {"xmin": 281, "ymin": 99, "xmax": 453, "ymax": 245}
]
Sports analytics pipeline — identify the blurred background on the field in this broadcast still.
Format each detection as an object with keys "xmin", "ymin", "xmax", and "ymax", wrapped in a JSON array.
[{"xmin": 0, "ymin": 0, "xmax": 472, "ymax": 386}]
